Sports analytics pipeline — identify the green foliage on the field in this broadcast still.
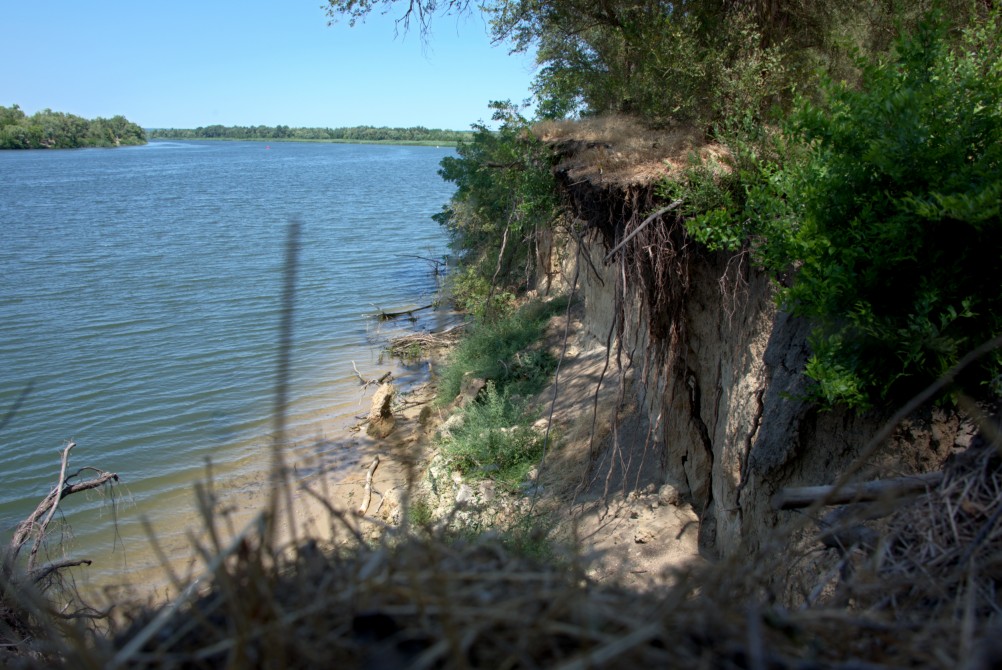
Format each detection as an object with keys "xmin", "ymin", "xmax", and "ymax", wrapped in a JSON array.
[
  {"xmin": 440, "ymin": 382, "xmax": 545, "ymax": 489},
  {"xmin": 660, "ymin": 10, "xmax": 1002, "ymax": 408},
  {"xmin": 449, "ymin": 266, "xmax": 518, "ymax": 320},
  {"xmin": 435, "ymin": 101, "xmax": 562, "ymax": 315},
  {"xmin": 438, "ymin": 296, "xmax": 567, "ymax": 404},
  {"xmin": 407, "ymin": 496, "xmax": 434, "ymax": 527},
  {"xmin": 498, "ymin": 2, "xmax": 793, "ymax": 127},
  {"xmin": 0, "ymin": 105, "xmax": 145, "ymax": 149},
  {"xmin": 782, "ymin": 11, "xmax": 1002, "ymax": 406}
]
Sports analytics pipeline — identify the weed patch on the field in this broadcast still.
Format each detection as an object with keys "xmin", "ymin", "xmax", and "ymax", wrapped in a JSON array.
[
  {"xmin": 440, "ymin": 382, "xmax": 544, "ymax": 490},
  {"xmin": 437, "ymin": 295, "xmax": 568, "ymax": 404}
]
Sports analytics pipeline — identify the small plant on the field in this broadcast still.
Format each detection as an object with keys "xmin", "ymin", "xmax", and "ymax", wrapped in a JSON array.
[{"xmin": 407, "ymin": 496, "xmax": 434, "ymax": 528}]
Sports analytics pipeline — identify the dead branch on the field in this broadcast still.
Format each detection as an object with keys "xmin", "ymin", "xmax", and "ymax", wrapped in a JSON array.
[
  {"xmin": 772, "ymin": 472, "xmax": 943, "ymax": 510},
  {"xmin": 397, "ymin": 254, "xmax": 446, "ymax": 274},
  {"xmin": 28, "ymin": 441, "xmax": 74, "ymax": 572},
  {"xmin": 6, "ymin": 447, "xmax": 119, "ymax": 575},
  {"xmin": 352, "ymin": 361, "xmax": 392, "ymax": 387},
  {"xmin": 487, "ymin": 223, "xmax": 511, "ymax": 311},
  {"xmin": 387, "ymin": 325, "xmax": 466, "ymax": 359},
  {"xmin": 371, "ymin": 304, "xmax": 435, "ymax": 321},
  {"xmin": 31, "ymin": 559, "xmax": 92, "ymax": 584},
  {"xmin": 356, "ymin": 456, "xmax": 380, "ymax": 516}
]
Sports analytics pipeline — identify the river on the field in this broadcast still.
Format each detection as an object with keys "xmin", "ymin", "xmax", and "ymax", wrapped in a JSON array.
[{"xmin": 0, "ymin": 139, "xmax": 455, "ymax": 590}]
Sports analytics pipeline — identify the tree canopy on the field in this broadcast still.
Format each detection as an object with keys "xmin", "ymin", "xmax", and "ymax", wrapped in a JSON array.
[
  {"xmin": 325, "ymin": 0, "xmax": 986, "ymax": 128},
  {"xmin": 327, "ymin": 0, "xmax": 1002, "ymax": 408},
  {"xmin": 0, "ymin": 105, "xmax": 146, "ymax": 149}
]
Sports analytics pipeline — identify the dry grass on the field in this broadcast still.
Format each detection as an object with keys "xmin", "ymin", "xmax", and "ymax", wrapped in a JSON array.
[
  {"xmin": 534, "ymin": 115, "xmax": 730, "ymax": 187},
  {"xmin": 0, "ymin": 415, "xmax": 995, "ymax": 669}
]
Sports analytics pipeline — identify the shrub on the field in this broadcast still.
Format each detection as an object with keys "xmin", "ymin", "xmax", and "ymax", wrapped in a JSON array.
[
  {"xmin": 441, "ymin": 382, "xmax": 544, "ymax": 489},
  {"xmin": 782, "ymin": 11, "xmax": 1002, "ymax": 406},
  {"xmin": 435, "ymin": 102, "xmax": 562, "ymax": 317},
  {"xmin": 665, "ymin": 10, "xmax": 1002, "ymax": 408}
]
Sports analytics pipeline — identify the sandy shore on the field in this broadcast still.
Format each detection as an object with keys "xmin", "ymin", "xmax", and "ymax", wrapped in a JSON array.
[
  {"xmin": 81, "ymin": 300, "xmax": 705, "ymax": 611},
  {"xmin": 79, "ymin": 371, "xmax": 439, "ymax": 609}
]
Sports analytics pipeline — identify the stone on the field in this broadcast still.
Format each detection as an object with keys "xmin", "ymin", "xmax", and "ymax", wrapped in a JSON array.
[
  {"xmin": 455, "ymin": 373, "xmax": 487, "ymax": 408},
  {"xmin": 366, "ymin": 382, "xmax": 396, "ymax": 438},
  {"xmin": 634, "ymin": 528, "xmax": 655, "ymax": 544},
  {"xmin": 455, "ymin": 483, "xmax": 474, "ymax": 505},
  {"xmin": 477, "ymin": 480, "xmax": 496, "ymax": 503},
  {"xmin": 658, "ymin": 483, "xmax": 681, "ymax": 507}
]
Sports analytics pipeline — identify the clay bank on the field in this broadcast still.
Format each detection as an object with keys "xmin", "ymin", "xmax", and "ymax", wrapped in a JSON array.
[{"xmin": 535, "ymin": 116, "xmax": 978, "ymax": 560}]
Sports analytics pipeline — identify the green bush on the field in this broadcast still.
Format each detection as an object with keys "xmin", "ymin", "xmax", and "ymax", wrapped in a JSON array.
[
  {"xmin": 665, "ymin": 11, "xmax": 1002, "ymax": 408},
  {"xmin": 441, "ymin": 382, "xmax": 545, "ymax": 489},
  {"xmin": 435, "ymin": 102, "xmax": 562, "ymax": 317},
  {"xmin": 783, "ymin": 11, "xmax": 1002, "ymax": 406}
]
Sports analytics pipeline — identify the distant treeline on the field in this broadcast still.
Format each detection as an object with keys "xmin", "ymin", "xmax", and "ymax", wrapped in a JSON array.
[
  {"xmin": 148, "ymin": 124, "xmax": 473, "ymax": 144},
  {"xmin": 0, "ymin": 105, "xmax": 147, "ymax": 149}
]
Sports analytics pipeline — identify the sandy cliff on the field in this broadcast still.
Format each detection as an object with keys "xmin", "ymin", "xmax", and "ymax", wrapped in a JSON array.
[{"xmin": 540, "ymin": 118, "xmax": 974, "ymax": 559}]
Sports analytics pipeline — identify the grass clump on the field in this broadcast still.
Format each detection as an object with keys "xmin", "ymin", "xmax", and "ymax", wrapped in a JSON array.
[
  {"xmin": 440, "ymin": 382, "xmax": 544, "ymax": 490},
  {"xmin": 437, "ymin": 295, "xmax": 569, "ymax": 405}
]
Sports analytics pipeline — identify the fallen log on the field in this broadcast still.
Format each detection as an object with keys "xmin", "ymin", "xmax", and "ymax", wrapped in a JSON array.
[
  {"xmin": 356, "ymin": 455, "xmax": 380, "ymax": 516},
  {"xmin": 371, "ymin": 304, "xmax": 434, "ymax": 321},
  {"xmin": 772, "ymin": 472, "xmax": 943, "ymax": 510}
]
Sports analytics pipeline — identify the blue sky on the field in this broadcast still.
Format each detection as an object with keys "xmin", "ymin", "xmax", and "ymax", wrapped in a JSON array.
[{"xmin": 4, "ymin": 1, "xmax": 537, "ymax": 131}]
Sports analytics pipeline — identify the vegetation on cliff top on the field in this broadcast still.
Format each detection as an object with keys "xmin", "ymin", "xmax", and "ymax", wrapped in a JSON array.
[
  {"xmin": 328, "ymin": 0, "xmax": 1000, "ymax": 409},
  {"xmin": 0, "ymin": 105, "xmax": 146, "ymax": 149},
  {"xmin": 678, "ymin": 12, "xmax": 1002, "ymax": 406}
]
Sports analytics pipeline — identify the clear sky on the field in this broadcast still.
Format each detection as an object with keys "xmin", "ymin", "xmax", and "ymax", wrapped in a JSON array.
[{"xmin": 4, "ymin": 1, "xmax": 537, "ymax": 131}]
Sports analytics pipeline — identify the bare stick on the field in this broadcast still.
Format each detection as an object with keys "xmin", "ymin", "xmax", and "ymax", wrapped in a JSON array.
[
  {"xmin": 486, "ymin": 223, "xmax": 511, "ymax": 310},
  {"xmin": 772, "ymin": 472, "xmax": 943, "ymax": 510},
  {"xmin": 27, "ymin": 441, "xmax": 75, "ymax": 573},
  {"xmin": 7, "ymin": 454, "xmax": 118, "ymax": 572},
  {"xmin": 603, "ymin": 200, "xmax": 684, "ymax": 263},
  {"xmin": 352, "ymin": 361, "xmax": 392, "ymax": 387},
  {"xmin": 31, "ymin": 558, "xmax": 92, "ymax": 584},
  {"xmin": 356, "ymin": 455, "xmax": 380, "ymax": 516}
]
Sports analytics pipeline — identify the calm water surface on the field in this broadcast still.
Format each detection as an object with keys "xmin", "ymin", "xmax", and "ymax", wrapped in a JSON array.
[{"xmin": 0, "ymin": 140, "xmax": 454, "ymax": 585}]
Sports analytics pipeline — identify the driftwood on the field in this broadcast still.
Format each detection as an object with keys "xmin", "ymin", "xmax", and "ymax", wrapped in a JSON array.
[
  {"xmin": 771, "ymin": 472, "xmax": 943, "ymax": 510},
  {"xmin": 356, "ymin": 456, "xmax": 380, "ymax": 516},
  {"xmin": 387, "ymin": 323, "xmax": 466, "ymax": 359},
  {"xmin": 351, "ymin": 361, "xmax": 392, "ymax": 387},
  {"xmin": 371, "ymin": 304, "xmax": 435, "ymax": 321},
  {"xmin": 4, "ymin": 441, "xmax": 119, "ymax": 580}
]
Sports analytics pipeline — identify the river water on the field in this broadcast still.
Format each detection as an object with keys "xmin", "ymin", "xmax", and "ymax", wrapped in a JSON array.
[{"xmin": 0, "ymin": 140, "xmax": 455, "ymax": 588}]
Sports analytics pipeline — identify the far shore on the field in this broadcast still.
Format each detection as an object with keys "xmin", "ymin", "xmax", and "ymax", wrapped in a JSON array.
[{"xmin": 146, "ymin": 136, "xmax": 465, "ymax": 148}]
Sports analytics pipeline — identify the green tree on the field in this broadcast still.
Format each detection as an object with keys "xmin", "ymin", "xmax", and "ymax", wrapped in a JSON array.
[{"xmin": 435, "ymin": 101, "xmax": 562, "ymax": 316}]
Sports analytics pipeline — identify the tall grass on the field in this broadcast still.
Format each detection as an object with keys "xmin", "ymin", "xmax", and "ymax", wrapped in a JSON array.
[{"xmin": 437, "ymin": 296, "xmax": 569, "ymax": 404}]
